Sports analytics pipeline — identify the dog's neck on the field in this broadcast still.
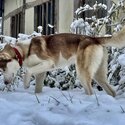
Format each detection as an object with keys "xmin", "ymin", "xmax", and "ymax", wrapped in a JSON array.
[
  {"xmin": 13, "ymin": 42, "xmax": 30, "ymax": 66},
  {"xmin": 13, "ymin": 46, "xmax": 24, "ymax": 58},
  {"xmin": 13, "ymin": 47, "xmax": 24, "ymax": 66},
  {"xmin": 16, "ymin": 42, "xmax": 30, "ymax": 59}
]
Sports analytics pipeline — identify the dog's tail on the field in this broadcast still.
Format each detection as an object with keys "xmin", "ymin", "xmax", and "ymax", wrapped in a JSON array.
[{"xmin": 99, "ymin": 26, "xmax": 125, "ymax": 48}]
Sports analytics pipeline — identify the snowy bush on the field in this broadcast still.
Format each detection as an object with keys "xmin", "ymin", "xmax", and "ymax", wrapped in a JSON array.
[
  {"xmin": 70, "ymin": 0, "xmax": 125, "ymax": 36},
  {"xmin": 44, "ymin": 65, "xmax": 81, "ymax": 90},
  {"xmin": 108, "ymin": 47, "xmax": 125, "ymax": 94}
]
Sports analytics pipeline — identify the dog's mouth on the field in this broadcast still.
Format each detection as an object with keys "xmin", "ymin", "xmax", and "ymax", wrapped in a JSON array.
[
  {"xmin": 0, "ymin": 59, "xmax": 12, "ymax": 62},
  {"xmin": 0, "ymin": 56, "xmax": 13, "ymax": 85},
  {"xmin": 0, "ymin": 69, "xmax": 13, "ymax": 85},
  {"xmin": 0, "ymin": 69, "xmax": 8, "ymax": 85}
]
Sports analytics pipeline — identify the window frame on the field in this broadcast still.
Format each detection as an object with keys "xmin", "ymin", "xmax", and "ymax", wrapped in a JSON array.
[
  {"xmin": 34, "ymin": 0, "xmax": 55, "ymax": 35},
  {"xmin": 11, "ymin": 12, "xmax": 24, "ymax": 38}
]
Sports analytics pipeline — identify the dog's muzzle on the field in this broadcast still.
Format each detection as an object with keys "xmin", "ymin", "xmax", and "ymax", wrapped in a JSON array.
[{"xmin": 0, "ymin": 68, "xmax": 13, "ymax": 85}]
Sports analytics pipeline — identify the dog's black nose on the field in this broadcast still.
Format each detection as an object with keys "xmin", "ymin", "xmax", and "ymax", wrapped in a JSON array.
[{"xmin": 4, "ymin": 81, "xmax": 9, "ymax": 85}]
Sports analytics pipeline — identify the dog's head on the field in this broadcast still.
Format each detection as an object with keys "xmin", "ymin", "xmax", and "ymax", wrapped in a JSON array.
[{"xmin": 0, "ymin": 44, "xmax": 20, "ymax": 84}]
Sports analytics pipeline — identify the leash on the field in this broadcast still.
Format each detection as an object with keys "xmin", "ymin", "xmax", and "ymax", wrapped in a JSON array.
[{"xmin": 13, "ymin": 47, "xmax": 24, "ymax": 67}]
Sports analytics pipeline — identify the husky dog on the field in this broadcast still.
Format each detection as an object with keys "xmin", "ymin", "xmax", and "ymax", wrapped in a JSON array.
[{"xmin": 0, "ymin": 27, "xmax": 125, "ymax": 96}]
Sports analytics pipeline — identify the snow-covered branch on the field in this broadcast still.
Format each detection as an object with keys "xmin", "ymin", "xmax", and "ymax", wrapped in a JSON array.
[{"xmin": 71, "ymin": 0, "xmax": 125, "ymax": 36}]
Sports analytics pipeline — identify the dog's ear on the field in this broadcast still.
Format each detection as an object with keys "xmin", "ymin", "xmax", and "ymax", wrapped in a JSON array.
[
  {"xmin": 0, "ymin": 59, "xmax": 12, "ymax": 71},
  {"xmin": 0, "ymin": 44, "xmax": 13, "ymax": 60},
  {"xmin": 3, "ymin": 44, "xmax": 13, "ymax": 50},
  {"xmin": 0, "ymin": 59, "xmax": 11, "ymax": 62},
  {"xmin": 0, "ymin": 52, "xmax": 11, "ymax": 61}
]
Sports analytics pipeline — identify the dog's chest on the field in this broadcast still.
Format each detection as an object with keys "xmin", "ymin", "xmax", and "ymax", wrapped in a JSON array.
[{"xmin": 55, "ymin": 53, "xmax": 76, "ymax": 68}]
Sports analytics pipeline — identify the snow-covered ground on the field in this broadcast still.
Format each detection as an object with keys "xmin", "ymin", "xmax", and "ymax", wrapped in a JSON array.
[{"xmin": 0, "ymin": 82, "xmax": 125, "ymax": 125}]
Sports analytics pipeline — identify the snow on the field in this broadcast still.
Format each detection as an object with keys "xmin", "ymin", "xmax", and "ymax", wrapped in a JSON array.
[
  {"xmin": 75, "ymin": 2, "xmax": 107, "ymax": 15},
  {"xmin": 0, "ymin": 35, "xmax": 16, "ymax": 44},
  {"xmin": 37, "ymin": 26, "xmax": 43, "ymax": 33},
  {"xmin": 18, "ymin": 33, "xmax": 31, "ymax": 40},
  {"xmin": 48, "ymin": 24, "xmax": 54, "ymax": 28},
  {"xmin": 0, "ymin": 81, "xmax": 125, "ymax": 125},
  {"xmin": 70, "ymin": 18, "xmax": 93, "ymax": 36},
  {"xmin": 75, "ymin": 5, "xmax": 93, "ymax": 15},
  {"xmin": 118, "ymin": 54, "xmax": 125, "ymax": 66},
  {"xmin": 118, "ymin": 0, "xmax": 124, "ymax": 7}
]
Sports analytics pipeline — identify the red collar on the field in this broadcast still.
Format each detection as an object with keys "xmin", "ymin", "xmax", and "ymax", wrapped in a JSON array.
[{"xmin": 13, "ymin": 47, "xmax": 23, "ymax": 67}]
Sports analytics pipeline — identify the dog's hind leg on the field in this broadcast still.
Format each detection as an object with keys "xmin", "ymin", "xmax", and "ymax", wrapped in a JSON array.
[
  {"xmin": 76, "ymin": 68, "xmax": 93, "ymax": 95},
  {"xmin": 76, "ymin": 45, "xmax": 103, "ymax": 95},
  {"xmin": 94, "ymin": 48, "xmax": 116, "ymax": 97},
  {"xmin": 35, "ymin": 73, "xmax": 46, "ymax": 93}
]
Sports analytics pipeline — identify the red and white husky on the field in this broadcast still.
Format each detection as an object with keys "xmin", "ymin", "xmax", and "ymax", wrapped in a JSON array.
[{"xmin": 0, "ymin": 27, "xmax": 125, "ymax": 96}]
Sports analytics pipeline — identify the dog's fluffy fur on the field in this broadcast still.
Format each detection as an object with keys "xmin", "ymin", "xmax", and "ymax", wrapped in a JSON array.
[{"xmin": 1, "ymin": 27, "xmax": 125, "ymax": 96}]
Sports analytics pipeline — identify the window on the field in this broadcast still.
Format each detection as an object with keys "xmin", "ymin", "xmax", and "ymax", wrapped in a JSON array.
[
  {"xmin": 0, "ymin": 17, "xmax": 2, "ymax": 34},
  {"xmin": 34, "ymin": 0, "xmax": 55, "ymax": 35},
  {"xmin": 11, "ymin": 12, "xmax": 24, "ymax": 38},
  {"xmin": 0, "ymin": 0, "xmax": 3, "ymax": 17}
]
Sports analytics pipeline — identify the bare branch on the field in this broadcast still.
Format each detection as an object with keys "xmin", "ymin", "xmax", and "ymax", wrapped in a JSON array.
[{"xmin": 35, "ymin": 93, "xmax": 40, "ymax": 103}]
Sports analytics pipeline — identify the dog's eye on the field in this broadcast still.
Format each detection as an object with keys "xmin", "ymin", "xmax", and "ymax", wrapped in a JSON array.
[{"xmin": 0, "ymin": 59, "xmax": 11, "ymax": 62}]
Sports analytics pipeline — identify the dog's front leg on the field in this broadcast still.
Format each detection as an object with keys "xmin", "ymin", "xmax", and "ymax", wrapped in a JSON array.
[
  {"xmin": 23, "ymin": 60, "xmax": 54, "ymax": 89},
  {"xmin": 23, "ymin": 69, "xmax": 32, "ymax": 89},
  {"xmin": 35, "ymin": 72, "xmax": 46, "ymax": 93}
]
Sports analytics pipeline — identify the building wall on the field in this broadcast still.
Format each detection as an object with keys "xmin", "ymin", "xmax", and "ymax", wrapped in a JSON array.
[
  {"xmin": 58, "ymin": 0, "xmax": 74, "ymax": 33},
  {"xmin": 0, "ymin": 17, "xmax": 2, "ymax": 34},
  {"xmin": 25, "ymin": 8, "xmax": 34, "ymax": 34},
  {"xmin": 3, "ymin": 0, "xmax": 74, "ymax": 36},
  {"xmin": 4, "ymin": 0, "xmax": 23, "ymax": 16},
  {"xmin": 4, "ymin": 0, "xmax": 23, "ymax": 36},
  {"xmin": 26, "ymin": 0, "xmax": 36, "ymax": 2},
  {"xmin": 3, "ymin": 18, "xmax": 10, "ymax": 35}
]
